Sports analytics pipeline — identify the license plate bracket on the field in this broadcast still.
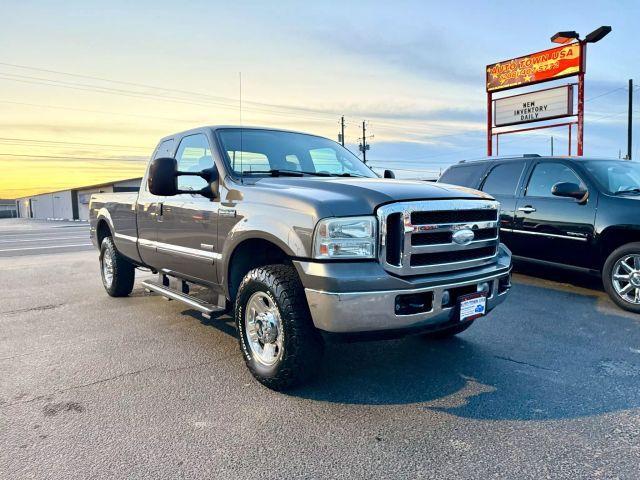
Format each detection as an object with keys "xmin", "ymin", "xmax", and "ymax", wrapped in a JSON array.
[{"xmin": 458, "ymin": 292, "xmax": 487, "ymax": 322}]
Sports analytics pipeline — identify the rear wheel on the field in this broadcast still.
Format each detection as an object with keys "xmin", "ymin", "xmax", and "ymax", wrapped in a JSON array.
[
  {"xmin": 603, "ymin": 242, "xmax": 640, "ymax": 313},
  {"xmin": 235, "ymin": 264, "xmax": 323, "ymax": 390},
  {"xmin": 100, "ymin": 236, "xmax": 135, "ymax": 297},
  {"xmin": 422, "ymin": 320, "xmax": 475, "ymax": 339}
]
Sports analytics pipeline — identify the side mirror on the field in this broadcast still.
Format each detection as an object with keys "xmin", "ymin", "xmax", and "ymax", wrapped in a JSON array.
[
  {"xmin": 148, "ymin": 157, "xmax": 178, "ymax": 196},
  {"xmin": 384, "ymin": 169, "xmax": 396, "ymax": 179},
  {"xmin": 148, "ymin": 157, "xmax": 219, "ymax": 199},
  {"xmin": 551, "ymin": 182, "xmax": 587, "ymax": 201}
]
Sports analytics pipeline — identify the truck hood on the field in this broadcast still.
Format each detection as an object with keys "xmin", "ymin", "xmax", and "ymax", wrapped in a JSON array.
[{"xmin": 249, "ymin": 177, "xmax": 493, "ymax": 217}]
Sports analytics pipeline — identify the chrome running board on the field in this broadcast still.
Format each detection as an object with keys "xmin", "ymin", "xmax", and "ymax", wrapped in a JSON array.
[{"xmin": 142, "ymin": 280, "xmax": 226, "ymax": 317}]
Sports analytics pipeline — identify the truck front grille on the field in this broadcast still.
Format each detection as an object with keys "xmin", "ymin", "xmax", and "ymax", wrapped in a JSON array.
[
  {"xmin": 410, "ymin": 246, "xmax": 497, "ymax": 267},
  {"xmin": 378, "ymin": 200, "xmax": 499, "ymax": 276}
]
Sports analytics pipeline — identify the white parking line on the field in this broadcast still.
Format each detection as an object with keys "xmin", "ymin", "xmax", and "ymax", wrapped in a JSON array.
[
  {"xmin": 0, "ymin": 236, "xmax": 88, "ymax": 243},
  {"xmin": 0, "ymin": 243, "xmax": 92, "ymax": 252},
  {"xmin": 0, "ymin": 229, "xmax": 89, "ymax": 238}
]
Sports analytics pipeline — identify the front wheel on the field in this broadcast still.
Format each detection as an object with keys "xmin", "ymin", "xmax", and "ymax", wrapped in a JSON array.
[
  {"xmin": 235, "ymin": 264, "xmax": 323, "ymax": 390},
  {"xmin": 603, "ymin": 243, "xmax": 640, "ymax": 313},
  {"xmin": 100, "ymin": 236, "xmax": 135, "ymax": 297}
]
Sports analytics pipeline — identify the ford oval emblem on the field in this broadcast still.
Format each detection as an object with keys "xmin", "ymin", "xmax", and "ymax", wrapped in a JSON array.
[{"xmin": 452, "ymin": 229, "xmax": 475, "ymax": 245}]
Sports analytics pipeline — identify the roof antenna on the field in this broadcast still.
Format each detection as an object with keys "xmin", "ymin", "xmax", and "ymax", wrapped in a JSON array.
[{"xmin": 239, "ymin": 72, "xmax": 244, "ymax": 183}]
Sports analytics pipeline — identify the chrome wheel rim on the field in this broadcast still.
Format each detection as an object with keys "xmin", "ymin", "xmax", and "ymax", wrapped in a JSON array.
[
  {"xmin": 102, "ymin": 250, "xmax": 114, "ymax": 288},
  {"xmin": 612, "ymin": 254, "xmax": 640, "ymax": 304},
  {"xmin": 244, "ymin": 291, "xmax": 283, "ymax": 366}
]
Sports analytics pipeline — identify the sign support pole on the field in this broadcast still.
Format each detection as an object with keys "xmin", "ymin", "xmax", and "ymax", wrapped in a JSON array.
[
  {"xmin": 568, "ymin": 123, "xmax": 572, "ymax": 155},
  {"xmin": 577, "ymin": 41, "xmax": 586, "ymax": 156},
  {"xmin": 487, "ymin": 92, "xmax": 493, "ymax": 156}
]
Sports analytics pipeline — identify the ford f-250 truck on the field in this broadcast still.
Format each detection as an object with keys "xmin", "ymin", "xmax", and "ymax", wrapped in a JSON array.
[{"xmin": 90, "ymin": 126, "xmax": 512, "ymax": 389}]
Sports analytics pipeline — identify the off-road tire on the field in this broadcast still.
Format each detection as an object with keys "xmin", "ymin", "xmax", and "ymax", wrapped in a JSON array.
[
  {"xmin": 422, "ymin": 320, "xmax": 475, "ymax": 339},
  {"xmin": 603, "ymin": 242, "xmax": 640, "ymax": 314},
  {"xmin": 235, "ymin": 264, "xmax": 324, "ymax": 390},
  {"xmin": 100, "ymin": 236, "xmax": 135, "ymax": 297}
]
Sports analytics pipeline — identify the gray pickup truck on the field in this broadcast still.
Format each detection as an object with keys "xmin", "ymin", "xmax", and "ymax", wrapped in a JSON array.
[{"xmin": 90, "ymin": 126, "xmax": 512, "ymax": 389}]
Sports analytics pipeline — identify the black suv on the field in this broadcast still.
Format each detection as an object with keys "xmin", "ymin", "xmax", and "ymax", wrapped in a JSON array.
[{"xmin": 439, "ymin": 155, "xmax": 640, "ymax": 313}]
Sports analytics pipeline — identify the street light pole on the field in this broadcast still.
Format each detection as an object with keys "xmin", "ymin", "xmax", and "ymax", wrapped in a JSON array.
[
  {"xmin": 627, "ymin": 79, "xmax": 633, "ymax": 160},
  {"xmin": 550, "ymin": 26, "xmax": 611, "ymax": 157}
]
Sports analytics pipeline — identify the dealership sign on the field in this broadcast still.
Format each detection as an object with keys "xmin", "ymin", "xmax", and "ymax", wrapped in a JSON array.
[
  {"xmin": 494, "ymin": 85, "xmax": 573, "ymax": 127},
  {"xmin": 486, "ymin": 43, "xmax": 582, "ymax": 92}
]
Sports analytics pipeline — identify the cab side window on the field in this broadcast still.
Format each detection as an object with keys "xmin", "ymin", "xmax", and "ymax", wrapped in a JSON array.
[
  {"xmin": 481, "ymin": 161, "xmax": 525, "ymax": 196},
  {"xmin": 526, "ymin": 162, "xmax": 585, "ymax": 198},
  {"xmin": 175, "ymin": 134, "xmax": 213, "ymax": 191},
  {"xmin": 154, "ymin": 139, "xmax": 174, "ymax": 160}
]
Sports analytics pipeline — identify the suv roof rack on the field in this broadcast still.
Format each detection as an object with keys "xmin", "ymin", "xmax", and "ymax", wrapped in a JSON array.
[{"xmin": 459, "ymin": 154, "xmax": 541, "ymax": 163}]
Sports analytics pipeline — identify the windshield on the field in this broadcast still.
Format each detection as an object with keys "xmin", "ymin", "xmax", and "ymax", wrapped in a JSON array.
[
  {"xmin": 583, "ymin": 160, "xmax": 640, "ymax": 194},
  {"xmin": 216, "ymin": 128, "xmax": 377, "ymax": 178}
]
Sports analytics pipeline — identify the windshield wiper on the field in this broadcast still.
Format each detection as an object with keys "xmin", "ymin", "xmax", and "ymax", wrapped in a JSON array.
[
  {"xmin": 613, "ymin": 188, "xmax": 640, "ymax": 195},
  {"xmin": 242, "ymin": 169, "xmax": 333, "ymax": 177},
  {"xmin": 329, "ymin": 172, "xmax": 367, "ymax": 178}
]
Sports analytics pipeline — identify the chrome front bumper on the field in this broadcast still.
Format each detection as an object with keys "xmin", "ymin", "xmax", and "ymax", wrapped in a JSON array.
[{"xmin": 304, "ymin": 268, "xmax": 511, "ymax": 333}]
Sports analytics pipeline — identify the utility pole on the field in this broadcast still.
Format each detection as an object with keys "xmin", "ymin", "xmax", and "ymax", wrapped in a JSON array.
[
  {"xmin": 550, "ymin": 136, "xmax": 554, "ymax": 156},
  {"xmin": 338, "ymin": 116, "xmax": 345, "ymax": 146},
  {"xmin": 627, "ymin": 79, "xmax": 633, "ymax": 160},
  {"xmin": 359, "ymin": 121, "xmax": 372, "ymax": 163}
]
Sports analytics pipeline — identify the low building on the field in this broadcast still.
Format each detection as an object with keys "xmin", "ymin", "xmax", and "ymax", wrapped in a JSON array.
[
  {"xmin": 0, "ymin": 199, "xmax": 18, "ymax": 218},
  {"xmin": 16, "ymin": 178, "xmax": 142, "ymax": 221}
]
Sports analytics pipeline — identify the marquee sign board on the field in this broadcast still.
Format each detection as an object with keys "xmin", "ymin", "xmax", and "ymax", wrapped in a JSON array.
[
  {"xmin": 494, "ymin": 85, "xmax": 573, "ymax": 127},
  {"xmin": 486, "ymin": 43, "xmax": 582, "ymax": 92}
]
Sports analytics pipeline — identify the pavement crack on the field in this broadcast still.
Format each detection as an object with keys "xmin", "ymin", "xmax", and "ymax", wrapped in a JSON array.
[
  {"xmin": 1, "ymin": 366, "xmax": 155, "ymax": 408},
  {"xmin": 0, "ymin": 351, "xmax": 37, "ymax": 361},
  {"xmin": 493, "ymin": 355, "xmax": 558, "ymax": 372},
  {"xmin": 0, "ymin": 303, "xmax": 63, "ymax": 317},
  {"xmin": 166, "ymin": 360, "xmax": 217, "ymax": 373},
  {"xmin": 58, "ymin": 367, "xmax": 155, "ymax": 393}
]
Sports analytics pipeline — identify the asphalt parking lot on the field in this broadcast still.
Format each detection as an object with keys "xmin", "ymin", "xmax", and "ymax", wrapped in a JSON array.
[{"xmin": 1, "ymin": 219, "xmax": 639, "ymax": 479}]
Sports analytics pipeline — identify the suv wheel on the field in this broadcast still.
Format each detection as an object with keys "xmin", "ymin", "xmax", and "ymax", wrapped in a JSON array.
[
  {"xmin": 100, "ymin": 236, "xmax": 135, "ymax": 297},
  {"xmin": 235, "ymin": 264, "xmax": 323, "ymax": 390},
  {"xmin": 603, "ymin": 242, "xmax": 640, "ymax": 313}
]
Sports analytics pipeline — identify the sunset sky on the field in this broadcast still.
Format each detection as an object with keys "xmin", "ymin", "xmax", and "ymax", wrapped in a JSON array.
[{"xmin": 1, "ymin": 0, "xmax": 638, "ymax": 198}]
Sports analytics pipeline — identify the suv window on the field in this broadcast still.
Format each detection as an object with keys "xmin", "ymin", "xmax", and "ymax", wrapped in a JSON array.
[
  {"xmin": 481, "ymin": 161, "xmax": 525, "ymax": 196},
  {"xmin": 526, "ymin": 162, "xmax": 585, "ymax": 198},
  {"xmin": 439, "ymin": 164, "xmax": 486, "ymax": 188},
  {"xmin": 175, "ymin": 134, "xmax": 213, "ymax": 191}
]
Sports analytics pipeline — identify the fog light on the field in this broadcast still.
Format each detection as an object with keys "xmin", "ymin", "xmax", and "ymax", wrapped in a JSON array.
[
  {"xmin": 477, "ymin": 282, "xmax": 491, "ymax": 294},
  {"xmin": 441, "ymin": 289, "xmax": 451, "ymax": 307}
]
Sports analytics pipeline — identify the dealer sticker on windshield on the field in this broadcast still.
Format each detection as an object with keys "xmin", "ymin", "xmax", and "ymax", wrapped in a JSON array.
[{"xmin": 459, "ymin": 293, "xmax": 487, "ymax": 322}]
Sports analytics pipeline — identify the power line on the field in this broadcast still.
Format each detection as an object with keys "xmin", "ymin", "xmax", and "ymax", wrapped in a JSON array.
[
  {"xmin": 0, "ymin": 70, "xmax": 340, "ymax": 124},
  {"xmin": 0, "ymin": 136, "xmax": 150, "ymax": 150},
  {"xmin": 0, "ymin": 99, "xmax": 206, "ymax": 124},
  {"xmin": 0, "ymin": 153, "xmax": 146, "ymax": 162},
  {"xmin": 584, "ymin": 86, "xmax": 627, "ymax": 103}
]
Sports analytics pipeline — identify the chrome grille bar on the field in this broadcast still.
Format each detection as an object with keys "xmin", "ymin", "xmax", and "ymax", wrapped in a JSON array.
[{"xmin": 377, "ymin": 199, "xmax": 500, "ymax": 275}]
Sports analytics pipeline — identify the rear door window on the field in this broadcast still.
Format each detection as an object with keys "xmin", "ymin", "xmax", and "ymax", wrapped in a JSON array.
[
  {"xmin": 439, "ymin": 164, "xmax": 486, "ymax": 188},
  {"xmin": 481, "ymin": 161, "xmax": 526, "ymax": 196}
]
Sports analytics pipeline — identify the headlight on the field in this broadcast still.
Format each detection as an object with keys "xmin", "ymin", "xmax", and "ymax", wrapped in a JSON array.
[{"xmin": 313, "ymin": 216, "xmax": 377, "ymax": 259}]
